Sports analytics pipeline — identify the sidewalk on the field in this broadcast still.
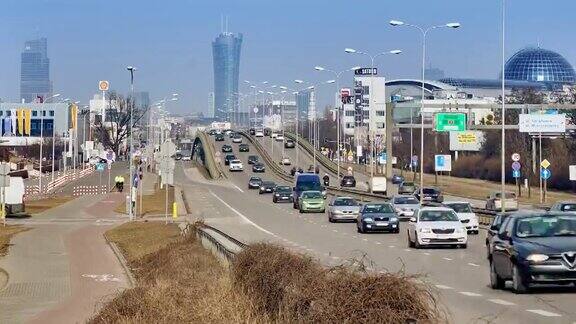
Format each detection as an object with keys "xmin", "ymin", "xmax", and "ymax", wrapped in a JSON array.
[{"xmin": 0, "ymin": 193, "xmax": 129, "ymax": 324}]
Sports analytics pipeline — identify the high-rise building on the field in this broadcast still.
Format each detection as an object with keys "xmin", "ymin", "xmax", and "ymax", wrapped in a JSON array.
[
  {"xmin": 212, "ymin": 32, "xmax": 243, "ymax": 122},
  {"xmin": 208, "ymin": 92, "xmax": 215, "ymax": 118},
  {"xmin": 296, "ymin": 90, "xmax": 312, "ymax": 121},
  {"xmin": 20, "ymin": 37, "xmax": 52, "ymax": 103}
]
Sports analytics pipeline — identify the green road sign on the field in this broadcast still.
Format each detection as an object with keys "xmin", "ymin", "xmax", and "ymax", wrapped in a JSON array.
[{"xmin": 434, "ymin": 113, "xmax": 467, "ymax": 132}]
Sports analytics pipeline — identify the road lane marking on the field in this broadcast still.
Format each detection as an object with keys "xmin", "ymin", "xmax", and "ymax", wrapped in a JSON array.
[
  {"xmin": 434, "ymin": 284, "xmax": 453, "ymax": 290},
  {"xmin": 209, "ymin": 191, "xmax": 275, "ymax": 236},
  {"xmin": 467, "ymin": 262, "xmax": 480, "ymax": 267},
  {"xmin": 232, "ymin": 184, "xmax": 244, "ymax": 193},
  {"xmin": 389, "ymin": 245, "xmax": 396, "ymax": 248},
  {"xmin": 488, "ymin": 299, "xmax": 515, "ymax": 306},
  {"xmin": 526, "ymin": 310, "xmax": 561, "ymax": 317},
  {"xmin": 458, "ymin": 292, "xmax": 482, "ymax": 297},
  {"xmin": 363, "ymin": 238, "xmax": 368, "ymax": 242},
  {"xmin": 404, "ymin": 249, "xmax": 411, "ymax": 252},
  {"xmin": 332, "ymin": 229, "xmax": 338, "ymax": 233},
  {"xmin": 442, "ymin": 257, "xmax": 453, "ymax": 261},
  {"xmin": 422, "ymin": 252, "xmax": 431, "ymax": 256},
  {"xmin": 375, "ymin": 242, "xmax": 381, "ymax": 245}
]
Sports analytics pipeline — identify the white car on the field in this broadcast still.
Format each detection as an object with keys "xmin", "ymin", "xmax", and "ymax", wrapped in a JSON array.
[
  {"xmin": 229, "ymin": 159, "xmax": 244, "ymax": 172},
  {"xmin": 271, "ymin": 132, "xmax": 279, "ymax": 138},
  {"xmin": 275, "ymin": 135, "xmax": 285, "ymax": 141},
  {"xmin": 232, "ymin": 136, "xmax": 242, "ymax": 143},
  {"xmin": 281, "ymin": 157, "xmax": 291, "ymax": 165},
  {"xmin": 255, "ymin": 130, "xmax": 264, "ymax": 137},
  {"xmin": 407, "ymin": 207, "xmax": 468, "ymax": 249},
  {"xmin": 443, "ymin": 201, "xmax": 479, "ymax": 234}
]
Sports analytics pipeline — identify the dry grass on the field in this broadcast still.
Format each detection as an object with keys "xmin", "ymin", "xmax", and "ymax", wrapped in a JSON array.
[
  {"xmin": 0, "ymin": 225, "xmax": 28, "ymax": 257},
  {"xmin": 91, "ymin": 222, "xmax": 268, "ymax": 324},
  {"xmin": 25, "ymin": 196, "xmax": 74, "ymax": 215},
  {"xmin": 114, "ymin": 186, "xmax": 175, "ymax": 216}
]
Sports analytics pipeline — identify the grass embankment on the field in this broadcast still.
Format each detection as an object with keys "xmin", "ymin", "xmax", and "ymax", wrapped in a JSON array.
[
  {"xmin": 93, "ymin": 222, "xmax": 443, "ymax": 323},
  {"xmin": 0, "ymin": 226, "xmax": 28, "ymax": 257},
  {"xmin": 114, "ymin": 185, "xmax": 175, "ymax": 216},
  {"xmin": 25, "ymin": 196, "xmax": 74, "ymax": 215}
]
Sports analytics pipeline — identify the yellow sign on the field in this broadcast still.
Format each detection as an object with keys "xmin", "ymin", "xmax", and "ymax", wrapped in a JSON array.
[
  {"xmin": 70, "ymin": 104, "xmax": 78, "ymax": 129},
  {"xmin": 24, "ymin": 109, "xmax": 31, "ymax": 135},
  {"xmin": 172, "ymin": 202, "xmax": 178, "ymax": 219},
  {"xmin": 98, "ymin": 80, "xmax": 110, "ymax": 91},
  {"xmin": 457, "ymin": 132, "xmax": 477, "ymax": 144},
  {"xmin": 17, "ymin": 109, "xmax": 24, "ymax": 135},
  {"xmin": 541, "ymin": 159, "xmax": 550, "ymax": 169}
]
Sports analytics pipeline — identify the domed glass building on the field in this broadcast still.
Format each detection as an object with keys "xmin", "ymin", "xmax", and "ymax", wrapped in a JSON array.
[{"xmin": 503, "ymin": 47, "xmax": 576, "ymax": 84}]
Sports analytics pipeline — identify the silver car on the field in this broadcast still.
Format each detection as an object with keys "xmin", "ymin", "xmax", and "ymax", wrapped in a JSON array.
[
  {"xmin": 328, "ymin": 196, "xmax": 361, "ymax": 223},
  {"xmin": 391, "ymin": 195, "xmax": 420, "ymax": 220}
]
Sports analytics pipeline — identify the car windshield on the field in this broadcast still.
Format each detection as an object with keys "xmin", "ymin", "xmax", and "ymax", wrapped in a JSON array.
[
  {"xmin": 419, "ymin": 210, "xmax": 459, "ymax": 222},
  {"xmin": 262, "ymin": 182, "xmax": 275, "ymax": 187},
  {"xmin": 249, "ymin": 177, "xmax": 261, "ymax": 182},
  {"xmin": 303, "ymin": 192, "xmax": 323, "ymax": 199},
  {"xmin": 423, "ymin": 188, "xmax": 438, "ymax": 194},
  {"xmin": 226, "ymin": 155, "xmax": 235, "ymax": 159},
  {"xmin": 231, "ymin": 160, "xmax": 241, "ymax": 163},
  {"xmin": 402, "ymin": 182, "xmax": 415, "ymax": 187},
  {"xmin": 276, "ymin": 186, "xmax": 291, "ymax": 193},
  {"xmin": 363, "ymin": 204, "xmax": 394, "ymax": 214},
  {"xmin": 446, "ymin": 203, "xmax": 472, "ymax": 213},
  {"xmin": 495, "ymin": 192, "xmax": 516, "ymax": 199},
  {"xmin": 515, "ymin": 215, "xmax": 576, "ymax": 238},
  {"xmin": 333, "ymin": 198, "xmax": 358, "ymax": 206},
  {"xmin": 394, "ymin": 197, "xmax": 419, "ymax": 205},
  {"xmin": 561, "ymin": 204, "xmax": 576, "ymax": 212}
]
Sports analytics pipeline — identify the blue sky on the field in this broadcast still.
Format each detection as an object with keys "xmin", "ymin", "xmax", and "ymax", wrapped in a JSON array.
[{"xmin": 0, "ymin": 0, "xmax": 574, "ymax": 115}]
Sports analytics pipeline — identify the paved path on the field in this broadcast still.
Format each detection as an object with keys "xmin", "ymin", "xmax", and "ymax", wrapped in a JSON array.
[{"xmin": 0, "ymin": 193, "xmax": 129, "ymax": 324}]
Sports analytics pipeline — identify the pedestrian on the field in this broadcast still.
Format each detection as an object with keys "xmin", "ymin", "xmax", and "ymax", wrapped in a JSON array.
[
  {"xmin": 114, "ymin": 175, "xmax": 121, "ymax": 192},
  {"xmin": 118, "ymin": 175, "xmax": 125, "ymax": 192}
]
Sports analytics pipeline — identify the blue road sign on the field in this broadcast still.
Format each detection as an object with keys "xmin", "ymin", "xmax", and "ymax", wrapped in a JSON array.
[
  {"xmin": 511, "ymin": 161, "xmax": 521, "ymax": 171},
  {"xmin": 436, "ymin": 155, "xmax": 445, "ymax": 167},
  {"xmin": 96, "ymin": 163, "xmax": 106, "ymax": 172},
  {"xmin": 411, "ymin": 155, "xmax": 418, "ymax": 167},
  {"xmin": 540, "ymin": 168, "xmax": 552, "ymax": 180},
  {"xmin": 512, "ymin": 170, "xmax": 521, "ymax": 178}
]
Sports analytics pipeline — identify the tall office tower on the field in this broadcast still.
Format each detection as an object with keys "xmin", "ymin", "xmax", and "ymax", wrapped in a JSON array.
[
  {"xmin": 212, "ymin": 30, "xmax": 242, "ymax": 122},
  {"xmin": 20, "ymin": 37, "xmax": 52, "ymax": 103}
]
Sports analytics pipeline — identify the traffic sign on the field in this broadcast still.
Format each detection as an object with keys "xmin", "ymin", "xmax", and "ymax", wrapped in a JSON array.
[
  {"xmin": 511, "ymin": 153, "xmax": 521, "ymax": 162},
  {"xmin": 434, "ymin": 113, "xmax": 467, "ymax": 132},
  {"xmin": 412, "ymin": 155, "xmax": 418, "ymax": 167},
  {"xmin": 98, "ymin": 80, "xmax": 110, "ymax": 91},
  {"xmin": 541, "ymin": 168, "xmax": 552, "ymax": 180},
  {"xmin": 511, "ymin": 161, "xmax": 521, "ymax": 171},
  {"xmin": 96, "ymin": 162, "xmax": 106, "ymax": 172},
  {"xmin": 434, "ymin": 155, "xmax": 452, "ymax": 172},
  {"xmin": 512, "ymin": 170, "xmax": 521, "ymax": 178},
  {"xmin": 253, "ymin": 108, "xmax": 258, "ymax": 114},
  {"xmin": 540, "ymin": 159, "xmax": 551, "ymax": 169}
]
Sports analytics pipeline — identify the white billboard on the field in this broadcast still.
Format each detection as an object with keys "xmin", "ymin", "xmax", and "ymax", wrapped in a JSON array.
[
  {"xmin": 519, "ymin": 114, "xmax": 566, "ymax": 133},
  {"xmin": 449, "ymin": 131, "xmax": 485, "ymax": 151}
]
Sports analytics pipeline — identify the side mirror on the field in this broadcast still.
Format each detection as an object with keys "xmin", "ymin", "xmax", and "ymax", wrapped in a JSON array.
[
  {"xmin": 490, "ymin": 224, "xmax": 499, "ymax": 231},
  {"xmin": 409, "ymin": 217, "xmax": 416, "ymax": 223}
]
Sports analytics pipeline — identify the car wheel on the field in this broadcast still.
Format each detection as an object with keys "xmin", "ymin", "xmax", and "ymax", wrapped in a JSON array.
[
  {"xmin": 460, "ymin": 244, "xmax": 467, "ymax": 249},
  {"xmin": 407, "ymin": 231, "xmax": 415, "ymax": 248},
  {"xmin": 490, "ymin": 261, "xmax": 505, "ymax": 290},
  {"xmin": 299, "ymin": 208, "xmax": 304, "ymax": 214},
  {"xmin": 394, "ymin": 228, "xmax": 400, "ymax": 234},
  {"xmin": 320, "ymin": 209, "xmax": 325, "ymax": 213},
  {"xmin": 328, "ymin": 216, "xmax": 334, "ymax": 223},
  {"xmin": 273, "ymin": 198, "xmax": 276, "ymax": 203},
  {"xmin": 358, "ymin": 224, "xmax": 364, "ymax": 233},
  {"xmin": 512, "ymin": 264, "xmax": 529, "ymax": 294},
  {"xmin": 414, "ymin": 234, "xmax": 421, "ymax": 249}
]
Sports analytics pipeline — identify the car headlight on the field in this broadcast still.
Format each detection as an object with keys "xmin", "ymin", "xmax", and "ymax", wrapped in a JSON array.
[
  {"xmin": 394, "ymin": 208, "xmax": 402, "ymax": 213},
  {"xmin": 526, "ymin": 254, "xmax": 549, "ymax": 263},
  {"xmin": 390, "ymin": 217, "xmax": 398, "ymax": 222},
  {"xmin": 420, "ymin": 228, "xmax": 432, "ymax": 233},
  {"xmin": 274, "ymin": 194, "xmax": 279, "ymax": 197},
  {"xmin": 363, "ymin": 217, "xmax": 374, "ymax": 223},
  {"xmin": 332, "ymin": 210, "xmax": 343, "ymax": 214}
]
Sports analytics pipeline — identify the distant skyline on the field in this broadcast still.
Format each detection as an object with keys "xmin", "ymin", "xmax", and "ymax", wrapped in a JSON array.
[
  {"xmin": 20, "ymin": 37, "xmax": 52, "ymax": 103},
  {"xmin": 1, "ymin": 0, "xmax": 575, "ymax": 114}
]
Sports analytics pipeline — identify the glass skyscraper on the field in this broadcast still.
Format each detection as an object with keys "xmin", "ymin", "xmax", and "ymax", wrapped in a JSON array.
[
  {"xmin": 20, "ymin": 37, "xmax": 52, "ymax": 103},
  {"xmin": 212, "ymin": 32, "xmax": 242, "ymax": 122}
]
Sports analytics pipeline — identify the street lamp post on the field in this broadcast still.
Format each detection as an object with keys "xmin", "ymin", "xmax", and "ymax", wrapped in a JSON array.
[
  {"xmin": 345, "ymin": 48, "xmax": 402, "ymax": 193},
  {"xmin": 127, "ymin": 66, "xmax": 137, "ymax": 221},
  {"xmin": 390, "ymin": 19, "xmax": 460, "ymax": 203},
  {"xmin": 500, "ymin": 1, "xmax": 507, "ymax": 212},
  {"xmin": 38, "ymin": 93, "xmax": 60, "ymax": 193}
]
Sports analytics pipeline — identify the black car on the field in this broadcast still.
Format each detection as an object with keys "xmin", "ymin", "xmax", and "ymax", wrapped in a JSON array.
[
  {"xmin": 490, "ymin": 212, "xmax": 576, "ymax": 293},
  {"xmin": 248, "ymin": 176, "xmax": 262, "ymax": 189},
  {"xmin": 259, "ymin": 181, "xmax": 276, "ymax": 194},
  {"xmin": 486, "ymin": 212, "xmax": 513, "ymax": 259},
  {"xmin": 392, "ymin": 174, "xmax": 405, "ymax": 184},
  {"xmin": 221, "ymin": 144, "xmax": 233, "ymax": 153},
  {"xmin": 284, "ymin": 139, "xmax": 295, "ymax": 148},
  {"xmin": 224, "ymin": 154, "xmax": 236, "ymax": 165},
  {"xmin": 208, "ymin": 129, "xmax": 216, "ymax": 136},
  {"xmin": 247, "ymin": 155, "xmax": 259, "ymax": 164},
  {"xmin": 215, "ymin": 134, "xmax": 225, "ymax": 141},
  {"xmin": 414, "ymin": 187, "xmax": 444, "ymax": 203},
  {"xmin": 252, "ymin": 162, "xmax": 265, "ymax": 173},
  {"xmin": 273, "ymin": 186, "xmax": 293, "ymax": 203},
  {"xmin": 357, "ymin": 203, "xmax": 400, "ymax": 233},
  {"xmin": 340, "ymin": 175, "xmax": 356, "ymax": 188},
  {"xmin": 249, "ymin": 128, "xmax": 256, "ymax": 135},
  {"xmin": 239, "ymin": 144, "xmax": 250, "ymax": 152}
]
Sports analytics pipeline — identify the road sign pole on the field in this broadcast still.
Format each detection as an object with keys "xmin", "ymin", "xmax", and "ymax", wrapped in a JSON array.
[
  {"xmin": 165, "ymin": 184, "xmax": 169, "ymax": 225},
  {"xmin": 539, "ymin": 132, "xmax": 542, "ymax": 204},
  {"xmin": 1, "ymin": 187, "xmax": 5, "ymax": 227}
]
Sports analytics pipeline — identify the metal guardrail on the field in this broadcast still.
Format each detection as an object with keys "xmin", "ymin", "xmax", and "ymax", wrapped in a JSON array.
[
  {"xmin": 195, "ymin": 223, "xmax": 247, "ymax": 264},
  {"xmin": 197, "ymin": 131, "xmax": 225, "ymax": 179},
  {"xmin": 238, "ymin": 131, "xmax": 293, "ymax": 182}
]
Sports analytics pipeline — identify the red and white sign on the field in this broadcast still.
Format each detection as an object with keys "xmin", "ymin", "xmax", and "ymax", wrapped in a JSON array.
[{"xmin": 98, "ymin": 80, "xmax": 110, "ymax": 91}]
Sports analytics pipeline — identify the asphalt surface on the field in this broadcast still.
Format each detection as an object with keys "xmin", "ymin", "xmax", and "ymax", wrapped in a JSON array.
[{"xmin": 177, "ymin": 133, "xmax": 576, "ymax": 324}]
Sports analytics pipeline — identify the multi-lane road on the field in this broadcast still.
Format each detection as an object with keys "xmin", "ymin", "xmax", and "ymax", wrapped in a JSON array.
[{"xmin": 176, "ymin": 132, "xmax": 576, "ymax": 323}]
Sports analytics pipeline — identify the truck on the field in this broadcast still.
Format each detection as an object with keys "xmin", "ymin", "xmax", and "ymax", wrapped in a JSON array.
[
  {"xmin": 371, "ymin": 176, "xmax": 387, "ymax": 195},
  {"xmin": 4, "ymin": 177, "xmax": 25, "ymax": 215}
]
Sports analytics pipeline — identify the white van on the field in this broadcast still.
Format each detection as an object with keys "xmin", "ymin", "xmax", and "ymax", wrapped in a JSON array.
[{"xmin": 5, "ymin": 177, "xmax": 25, "ymax": 215}]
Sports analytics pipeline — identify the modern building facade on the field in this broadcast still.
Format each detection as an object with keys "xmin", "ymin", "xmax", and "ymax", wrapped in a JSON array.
[
  {"xmin": 212, "ymin": 32, "xmax": 243, "ymax": 122},
  {"xmin": 503, "ymin": 47, "xmax": 576, "ymax": 85},
  {"xmin": 20, "ymin": 37, "xmax": 53, "ymax": 103},
  {"xmin": 296, "ymin": 90, "xmax": 316, "ymax": 121}
]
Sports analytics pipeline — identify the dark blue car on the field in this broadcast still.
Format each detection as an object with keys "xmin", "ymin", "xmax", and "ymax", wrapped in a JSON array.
[
  {"xmin": 490, "ymin": 212, "xmax": 576, "ymax": 293},
  {"xmin": 356, "ymin": 203, "xmax": 399, "ymax": 234}
]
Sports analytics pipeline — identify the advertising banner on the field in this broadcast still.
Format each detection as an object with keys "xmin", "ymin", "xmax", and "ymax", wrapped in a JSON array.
[{"xmin": 449, "ymin": 131, "xmax": 485, "ymax": 151}]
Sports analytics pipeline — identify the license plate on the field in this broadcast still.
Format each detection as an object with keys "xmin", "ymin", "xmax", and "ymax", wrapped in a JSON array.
[{"xmin": 375, "ymin": 222, "xmax": 389, "ymax": 226}]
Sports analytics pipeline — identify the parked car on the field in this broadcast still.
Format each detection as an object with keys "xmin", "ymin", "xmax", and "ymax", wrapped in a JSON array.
[
  {"xmin": 215, "ymin": 134, "xmax": 225, "ymax": 141},
  {"xmin": 443, "ymin": 201, "xmax": 480, "ymax": 234},
  {"xmin": 224, "ymin": 154, "xmax": 236, "ymax": 165},
  {"xmin": 284, "ymin": 139, "xmax": 295, "ymax": 148},
  {"xmin": 486, "ymin": 212, "xmax": 513, "ymax": 260},
  {"xmin": 392, "ymin": 174, "xmax": 405, "ymax": 184},
  {"xmin": 489, "ymin": 212, "xmax": 576, "ymax": 293},
  {"xmin": 239, "ymin": 144, "xmax": 250, "ymax": 152},
  {"xmin": 247, "ymin": 155, "xmax": 259, "ymax": 164},
  {"xmin": 281, "ymin": 157, "xmax": 291, "ymax": 165},
  {"xmin": 255, "ymin": 130, "xmax": 264, "ymax": 137},
  {"xmin": 259, "ymin": 181, "xmax": 276, "ymax": 194},
  {"xmin": 357, "ymin": 202, "xmax": 399, "ymax": 233},
  {"xmin": 414, "ymin": 187, "xmax": 444, "ymax": 203},
  {"xmin": 232, "ymin": 135, "xmax": 242, "ymax": 143},
  {"xmin": 252, "ymin": 163, "xmax": 266, "ymax": 173},
  {"xmin": 407, "ymin": 207, "xmax": 467, "ymax": 249},
  {"xmin": 221, "ymin": 144, "xmax": 233, "ymax": 153},
  {"xmin": 229, "ymin": 159, "xmax": 243, "ymax": 172},
  {"xmin": 328, "ymin": 196, "xmax": 361, "ymax": 223},
  {"xmin": 249, "ymin": 128, "xmax": 256, "ymax": 135},
  {"xmin": 549, "ymin": 201, "xmax": 576, "ymax": 212},
  {"xmin": 273, "ymin": 186, "xmax": 293, "ymax": 203},
  {"xmin": 298, "ymin": 190, "xmax": 325, "ymax": 213},
  {"xmin": 391, "ymin": 195, "xmax": 420, "ymax": 220},
  {"xmin": 248, "ymin": 176, "xmax": 262, "ymax": 189},
  {"xmin": 486, "ymin": 191, "xmax": 518, "ymax": 211},
  {"xmin": 340, "ymin": 175, "xmax": 356, "ymax": 188},
  {"xmin": 398, "ymin": 181, "xmax": 416, "ymax": 195}
]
